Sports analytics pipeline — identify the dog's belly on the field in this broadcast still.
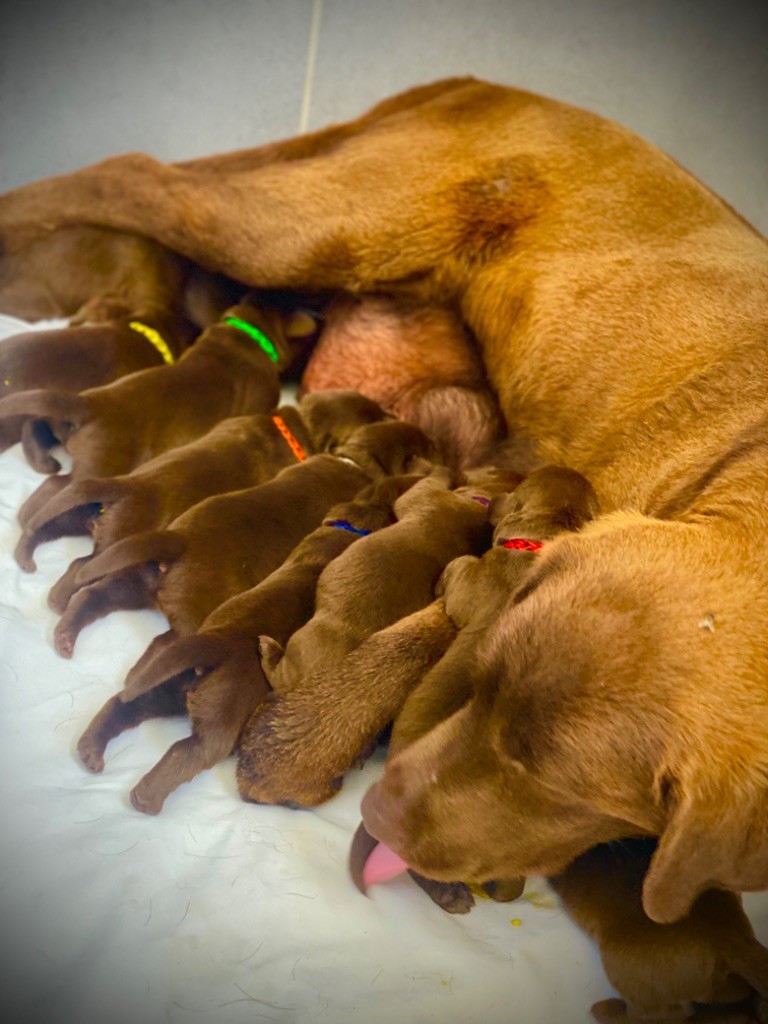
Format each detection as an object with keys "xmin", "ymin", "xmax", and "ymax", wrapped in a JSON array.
[{"xmin": 464, "ymin": 233, "xmax": 768, "ymax": 511}]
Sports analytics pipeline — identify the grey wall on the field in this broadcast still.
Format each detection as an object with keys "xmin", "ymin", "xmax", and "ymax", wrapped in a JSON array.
[{"xmin": 1, "ymin": 0, "xmax": 766, "ymax": 232}]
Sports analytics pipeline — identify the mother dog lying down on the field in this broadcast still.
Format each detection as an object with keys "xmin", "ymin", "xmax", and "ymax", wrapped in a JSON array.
[{"xmin": 0, "ymin": 74, "xmax": 766, "ymax": 1000}]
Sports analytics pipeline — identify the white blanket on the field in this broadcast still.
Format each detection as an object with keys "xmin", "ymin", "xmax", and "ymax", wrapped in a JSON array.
[{"xmin": 0, "ymin": 314, "xmax": 765, "ymax": 1024}]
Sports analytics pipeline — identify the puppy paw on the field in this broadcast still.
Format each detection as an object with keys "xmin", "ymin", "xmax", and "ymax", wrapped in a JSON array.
[
  {"xmin": 77, "ymin": 735, "xmax": 105, "ymax": 774},
  {"xmin": 408, "ymin": 871, "xmax": 475, "ymax": 914},
  {"xmin": 483, "ymin": 877, "xmax": 525, "ymax": 902},
  {"xmin": 130, "ymin": 784, "xmax": 163, "ymax": 816},
  {"xmin": 53, "ymin": 624, "xmax": 76, "ymax": 659}
]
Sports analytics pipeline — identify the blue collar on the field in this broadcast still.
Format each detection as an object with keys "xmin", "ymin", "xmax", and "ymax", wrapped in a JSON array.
[{"xmin": 324, "ymin": 519, "xmax": 371, "ymax": 537}]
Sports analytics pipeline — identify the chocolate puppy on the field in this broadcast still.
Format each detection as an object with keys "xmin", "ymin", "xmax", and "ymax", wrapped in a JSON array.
[
  {"xmin": 3, "ymin": 301, "xmax": 295, "ymax": 534},
  {"xmin": 17, "ymin": 406, "xmax": 314, "ymax": 588},
  {"xmin": 53, "ymin": 419, "xmax": 433, "ymax": 656},
  {"xmin": 550, "ymin": 839, "xmax": 768, "ymax": 1024},
  {"xmin": 0, "ymin": 304, "xmax": 197, "ymax": 453},
  {"xmin": 76, "ymin": 475, "xmax": 422, "ymax": 814},
  {"xmin": 33, "ymin": 390, "xmax": 392, "ymax": 609},
  {"xmin": 236, "ymin": 466, "xmax": 523, "ymax": 807},
  {"xmin": 349, "ymin": 466, "xmax": 600, "ymax": 912}
]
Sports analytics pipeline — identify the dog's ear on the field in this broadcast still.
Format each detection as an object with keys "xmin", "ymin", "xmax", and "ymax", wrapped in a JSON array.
[
  {"xmin": 258, "ymin": 636, "xmax": 284, "ymax": 683},
  {"xmin": 642, "ymin": 779, "xmax": 768, "ymax": 925},
  {"xmin": 284, "ymin": 310, "xmax": 319, "ymax": 339},
  {"xmin": 488, "ymin": 492, "xmax": 517, "ymax": 527}
]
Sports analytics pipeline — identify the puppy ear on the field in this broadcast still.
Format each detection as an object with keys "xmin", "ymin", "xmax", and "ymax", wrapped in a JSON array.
[
  {"xmin": 284, "ymin": 310, "xmax": 319, "ymax": 339},
  {"xmin": 488, "ymin": 493, "xmax": 516, "ymax": 527},
  {"xmin": 642, "ymin": 781, "xmax": 768, "ymax": 925},
  {"xmin": 258, "ymin": 636, "xmax": 284, "ymax": 682}
]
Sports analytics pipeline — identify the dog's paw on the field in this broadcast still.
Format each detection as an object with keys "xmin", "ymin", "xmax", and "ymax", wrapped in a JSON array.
[
  {"xmin": 53, "ymin": 623, "xmax": 76, "ymax": 659},
  {"xmin": 77, "ymin": 734, "xmax": 105, "ymax": 774},
  {"xmin": 408, "ymin": 871, "xmax": 475, "ymax": 914},
  {"xmin": 483, "ymin": 877, "xmax": 525, "ymax": 902},
  {"xmin": 130, "ymin": 783, "xmax": 163, "ymax": 816}
]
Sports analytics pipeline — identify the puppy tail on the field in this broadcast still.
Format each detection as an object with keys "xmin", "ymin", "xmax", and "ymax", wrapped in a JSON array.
[
  {"xmin": 122, "ymin": 633, "xmax": 231, "ymax": 701},
  {"xmin": 74, "ymin": 529, "xmax": 186, "ymax": 588},
  {"xmin": 0, "ymin": 387, "xmax": 87, "ymax": 436},
  {"xmin": 20, "ymin": 478, "xmax": 124, "ymax": 541}
]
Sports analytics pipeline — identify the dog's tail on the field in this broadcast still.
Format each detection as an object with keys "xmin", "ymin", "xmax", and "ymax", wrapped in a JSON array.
[
  {"xmin": 15, "ymin": 478, "xmax": 125, "ymax": 570},
  {"xmin": 74, "ymin": 528, "xmax": 187, "ymax": 589},
  {"xmin": 0, "ymin": 388, "xmax": 87, "ymax": 436},
  {"xmin": 122, "ymin": 633, "xmax": 234, "ymax": 701},
  {"xmin": 0, "ymin": 388, "xmax": 89, "ymax": 472}
]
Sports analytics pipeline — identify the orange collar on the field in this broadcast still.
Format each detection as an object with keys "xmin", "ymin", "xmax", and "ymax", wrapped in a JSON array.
[{"xmin": 272, "ymin": 414, "xmax": 307, "ymax": 462}]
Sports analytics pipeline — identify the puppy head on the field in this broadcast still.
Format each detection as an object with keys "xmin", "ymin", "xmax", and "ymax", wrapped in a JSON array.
[
  {"xmin": 489, "ymin": 465, "xmax": 600, "ymax": 541},
  {"xmin": 324, "ymin": 474, "xmax": 426, "ymax": 532},
  {"xmin": 334, "ymin": 419, "xmax": 436, "ymax": 478},
  {"xmin": 222, "ymin": 302, "xmax": 313, "ymax": 371},
  {"xmin": 298, "ymin": 389, "xmax": 389, "ymax": 451},
  {"xmin": 361, "ymin": 513, "xmax": 768, "ymax": 922}
]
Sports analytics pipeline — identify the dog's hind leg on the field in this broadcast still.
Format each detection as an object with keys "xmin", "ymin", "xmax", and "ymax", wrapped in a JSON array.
[
  {"xmin": 0, "ymin": 83, "xmax": 503, "ymax": 295},
  {"xmin": 18, "ymin": 474, "xmax": 71, "ymax": 530},
  {"xmin": 53, "ymin": 567, "xmax": 153, "ymax": 657},
  {"xmin": 15, "ymin": 503, "xmax": 99, "ymax": 574},
  {"xmin": 48, "ymin": 555, "xmax": 94, "ymax": 612},
  {"xmin": 78, "ymin": 683, "xmax": 188, "ymax": 774},
  {"xmin": 130, "ymin": 654, "xmax": 267, "ymax": 815}
]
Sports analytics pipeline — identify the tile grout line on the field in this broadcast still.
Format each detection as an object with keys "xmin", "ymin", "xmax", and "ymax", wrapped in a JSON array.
[{"xmin": 298, "ymin": 0, "xmax": 323, "ymax": 134}]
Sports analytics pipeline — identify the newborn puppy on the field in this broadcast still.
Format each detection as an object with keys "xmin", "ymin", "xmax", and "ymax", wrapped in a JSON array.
[
  {"xmin": 236, "ymin": 466, "xmax": 523, "ymax": 808},
  {"xmin": 302, "ymin": 294, "xmax": 504, "ymax": 470},
  {"xmin": 551, "ymin": 840, "xmax": 768, "ymax": 1024},
  {"xmin": 4, "ymin": 301, "xmax": 296, "ymax": 533},
  {"xmin": 21, "ymin": 389, "xmax": 386, "ymax": 602},
  {"xmin": 350, "ymin": 466, "xmax": 600, "ymax": 912},
  {"xmin": 17, "ymin": 405, "xmax": 315, "ymax": 587},
  {"xmin": 36, "ymin": 390, "xmax": 392, "ymax": 607},
  {"xmin": 76, "ymin": 475, "xmax": 422, "ymax": 814},
  {"xmin": 53, "ymin": 419, "xmax": 432, "ymax": 656},
  {"xmin": 0, "ymin": 304, "xmax": 197, "ymax": 453}
]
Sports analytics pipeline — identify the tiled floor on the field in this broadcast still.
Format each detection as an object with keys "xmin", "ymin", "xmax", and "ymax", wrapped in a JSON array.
[{"xmin": 1, "ymin": 0, "xmax": 766, "ymax": 230}]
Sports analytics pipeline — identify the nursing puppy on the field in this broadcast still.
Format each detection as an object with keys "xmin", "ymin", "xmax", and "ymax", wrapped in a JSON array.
[
  {"xmin": 301, "ymin": 294, "xmax": 503, "ymax": 469},
  {"xmin": 76, "ymin": 475, "xmax": 421, "ymax": 814},
  {"xmin": 3, "ymin": 302, "xmax": 293, "ymax": 538},
  {"xmin": 335, "ymin": 466, "xmax": 600, "ymax": 913},
  {"xmin": 33, "ymin": 389, "xmax": 389, "ymax": 611},
  {"xmin": 52, "ymin": 419, "xmax": 432, "ymax": 656},
  {"xmin": 0, "ymin": 221, "xmax": 239, "ymax": 323},
  {"xmin": 237, "ymin": 465, "xmax": 522, "ymax": 807},
  {"xmin": 0, "ymin": 305, "xmax": 197, "ymax": 453},
  {"xmin": 17, "ymin": 406, "xmax": 314, "ymax": 593}
]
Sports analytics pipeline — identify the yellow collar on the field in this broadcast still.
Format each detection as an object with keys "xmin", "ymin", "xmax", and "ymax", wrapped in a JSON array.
[{"xmin": 128, "ymin": 320, "xmax": 174, "ymax": 365}]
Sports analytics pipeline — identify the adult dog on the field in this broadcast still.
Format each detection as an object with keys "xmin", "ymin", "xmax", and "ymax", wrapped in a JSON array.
[{"xmin": 1, "ymin": 77, "xmax": 767, "ymax": 1018}]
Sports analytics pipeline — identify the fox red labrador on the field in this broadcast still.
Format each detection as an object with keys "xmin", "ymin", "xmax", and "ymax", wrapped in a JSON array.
[{"xmin": 1, "ymin": 76, "xmax": 767, "ymax": 1019}]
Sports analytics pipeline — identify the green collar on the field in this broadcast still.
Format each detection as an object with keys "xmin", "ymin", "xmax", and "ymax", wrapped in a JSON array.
[{"xmin": 224, "ymin": 316, "xmax": 279, "ymax": 363}]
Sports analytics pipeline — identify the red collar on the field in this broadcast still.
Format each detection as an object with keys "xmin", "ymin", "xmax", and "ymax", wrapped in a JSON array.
[{"xmin": 498, "ymin": 537, "xmax": 544, "ymax": 552}]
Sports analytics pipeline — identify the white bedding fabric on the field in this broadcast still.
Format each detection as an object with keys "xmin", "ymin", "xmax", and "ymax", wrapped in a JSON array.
[{"xmin": 0, "ymin": 314, "xmax": 765, "ymax": 1024}]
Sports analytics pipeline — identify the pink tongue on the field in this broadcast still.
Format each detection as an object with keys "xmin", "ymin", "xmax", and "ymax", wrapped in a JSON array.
[{"xmin": 362, "ymin": 843, "xmax": 409, "ymax": 887}]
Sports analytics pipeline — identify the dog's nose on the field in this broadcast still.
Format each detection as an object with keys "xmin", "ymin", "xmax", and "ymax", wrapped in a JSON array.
[{"xmin": 360, "ymin": 778, "xmax": 406, "ymax": 852}]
